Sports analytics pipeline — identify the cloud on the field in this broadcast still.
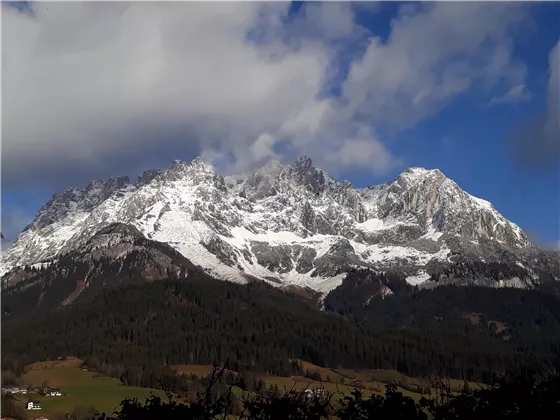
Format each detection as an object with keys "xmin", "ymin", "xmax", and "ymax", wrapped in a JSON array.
[
  {"xmin": 2, "ymin": 2, "xmax": 531, "ymax": 189},
  {"xmin": 506, "ymin": 40, "xmax": 560, "ymax": 171},
  {"xmin": 1, "ymin": 208, "xmax": 34, "ymax": 240},
  {"xmin": 3, "ymin": 3, "xmax": 328, "ymax": 181},
  {"xmin": 342, "ymin": 2, "xmax": 528, "ymax": 128},
  {"xmin": 333, "ymin": 127, "xmax": 400, "ymax": 175},
  {"xmin": 250, "ymin": 133, "xmax": 278, "ymax": 162},
  {"xmin": 488, "ymin": 84, "xmax": 533, "ymax": 106},
  {"xmin": 293, "ymin": 2, "xmax": 363, "ymax": 42}
]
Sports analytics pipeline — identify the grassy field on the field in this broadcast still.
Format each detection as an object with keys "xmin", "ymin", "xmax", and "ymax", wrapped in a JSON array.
[
  {"xmin": 19, "ymin": 360, "xmax": 166, "ymax": 419},
  {"xmin": 171, "ymin": 360, "xmax": 441, "ymax": 401},
  {"xmin": 257, "ymin": 361, "xmax": 482, "ymax": 402},
  {"xmin": 14, "ymin": 358, "xmax": 482, "ymax": 418}
]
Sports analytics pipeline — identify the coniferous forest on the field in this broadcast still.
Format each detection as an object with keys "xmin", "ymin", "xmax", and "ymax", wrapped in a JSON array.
[{"xmin": 3, "ymin": 269, "xmax": 560, "ymax": 388}]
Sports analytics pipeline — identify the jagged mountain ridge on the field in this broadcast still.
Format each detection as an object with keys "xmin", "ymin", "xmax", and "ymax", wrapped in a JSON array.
[{"xmin": 2, "ymin": 156, "xmax": 557, "ymax": 293}]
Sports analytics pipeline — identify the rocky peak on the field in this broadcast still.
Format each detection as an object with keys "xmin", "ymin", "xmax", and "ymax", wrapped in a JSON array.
[
  {"xmin": 276, "ymin": 156, "xmax": 333, "ymax": 195},
  {"xmin": 186, "ymin": 157, "xmax": 218, "ymax": 178},
  {"xmin": 293, "ymin": 155, "xmax": 313, "ymax": 171},
  {"xmin": 137, "ymin": 169, "xmax": 164, "ymax": 186},
  {"xmin": 190, "ymin": 156, "xmax": 211, "ymax": 169},
  {"xmin": 390, "ymin": 168, "xmax": 446, "ymax": 195},
  {"xmin": 159, "ymin": 158, "xmax": 225, "ymax": 191},
  {"xmin": 399, "ymin": 167, "xmax": 442, "ymax": 181},
  {"xmin": 330, "ymin": 181, "xmax": 367, "ymax": 223},
  {"xmin": 163, "ymin": 159, "xmax": 190, "ymax": 181},
  {"xmin": 27, "ymin": 176, "xmax": 131, "ymax": 231},
  {"xmin": 164, "ymin": 157, "xmax": 214, "ymax": 174},
  {"xmin": 87, "ymin": 176, "xmax": 131, "ymax": 193},
  {"xmin": 239, "ymin": 161, "xmax": 284, "ymax": 200},
  {"xmin": 362, "ymin": 167, "xmax": 529, "ymax": 248}
]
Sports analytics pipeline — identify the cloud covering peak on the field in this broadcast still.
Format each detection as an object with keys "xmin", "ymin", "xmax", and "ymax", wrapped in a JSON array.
[{"xmin": 3, "ymin": 2, "xmax": 532, "ymax": 188}]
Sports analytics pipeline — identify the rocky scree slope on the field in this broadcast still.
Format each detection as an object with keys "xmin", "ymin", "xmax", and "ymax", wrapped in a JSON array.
[{"xmin": 1, "ymin": 157, "xmax": 558, "ymax": 293}]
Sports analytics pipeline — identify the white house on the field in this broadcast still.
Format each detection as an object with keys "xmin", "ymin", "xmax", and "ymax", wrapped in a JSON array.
[
  {"xmin": 303, "ymin": 388, "xmax": 325, "ymax": 398},
  {"xmin": 27, "ymin": 401, "xmax": 41, "ymax": 410},
  {"xmin": 3, "ymin": 387, "xmax": 27, "ymax": 394},
  {"xmin": 46, "ymin": 388, "xmax": 62, "ymax": 397}
]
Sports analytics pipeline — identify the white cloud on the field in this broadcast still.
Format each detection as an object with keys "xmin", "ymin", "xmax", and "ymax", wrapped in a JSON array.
[
  {"xmin": 342, "ymin": 2, "xmax": 528, "ymax": 127},
  {"xmin": 3, "ymin": 2, "xmax": 331, "ymax": 179},
  {"xmin": 250, "ymin": 133, "xmax": 278, "ymax": 161},
  {"xmin": 489, "ymin": 84, "xmax": 533, "ymax": 106},
  {"xmin": 334, "ymin": 127, "xmax": 400, "ymax": 175},
  {"xmin": 2, "ymin": 2, "xmax": 531, "ymax": 186},
  {"xmin": 293, "ymin": 2, "xmax": 364, "ymax": 42},
  {"xmin": 506, "ymin": 40, "xmax": 559, "ymax": 170}
]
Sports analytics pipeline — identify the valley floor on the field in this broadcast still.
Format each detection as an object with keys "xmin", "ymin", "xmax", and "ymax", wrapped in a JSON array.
[
  {"xmin": 6, "ymin": 358, "xmax": 480, "ymax": 419},
  {"xmin": 7, "ymin": 359, "xmax": 165, "ymax": 419}
]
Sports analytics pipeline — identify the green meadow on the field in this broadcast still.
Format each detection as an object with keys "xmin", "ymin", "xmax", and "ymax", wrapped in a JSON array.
[{"xmin": 21, "ymin": 362, "xmax": 165, "ymax": 419}]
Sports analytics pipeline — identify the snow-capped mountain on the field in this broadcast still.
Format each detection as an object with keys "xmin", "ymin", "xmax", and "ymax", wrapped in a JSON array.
[{"xmin": 2, "ymin": 156, "xmax": 558, "ymax": 293}]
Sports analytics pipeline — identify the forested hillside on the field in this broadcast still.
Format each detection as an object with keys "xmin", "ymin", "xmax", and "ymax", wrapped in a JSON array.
[
  {"xmin": 326, "ymin": 268, "xmax": 560, "ymax": 364},
  {"xmin": 3, "ymin": 275, "xmax": 560, "ymax": 387},
  {"xmin": 327, "ymin": 269, "xmax": 560, "ymax": 333}
]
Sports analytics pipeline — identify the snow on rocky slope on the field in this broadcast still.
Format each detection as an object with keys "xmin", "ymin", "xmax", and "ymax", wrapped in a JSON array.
[{"xmin": 1, "ymin": 156, "xmax": 557, "ymax": 293}]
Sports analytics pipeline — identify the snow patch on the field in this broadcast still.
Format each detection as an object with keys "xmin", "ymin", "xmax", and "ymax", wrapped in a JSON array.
[
  {"xmin": 30, "ymin": 262, "xmax": 52, "ymax": 270},
  {"xmin": 471, "ymin": 196, "xmax": 494, "ymax": 212},
  {"xmin": 497, "ymin": 277, "xmax": 529, "ymax": 289},
  {"xmin": 423, "ymin": 225, "xmax": 443, "ymax": 242},
  {"xmin": 352, "ymin": 241, "xmax": 450, "ymax": 266},
  {"xmin": 406, "ymin": 270, "xmax": 432, "ymax": 286}
]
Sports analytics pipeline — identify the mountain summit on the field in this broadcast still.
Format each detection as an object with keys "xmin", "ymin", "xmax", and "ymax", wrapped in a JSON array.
[{"xmin": 1, "ymin": 157, "xmax": 557, "ymax": 292}]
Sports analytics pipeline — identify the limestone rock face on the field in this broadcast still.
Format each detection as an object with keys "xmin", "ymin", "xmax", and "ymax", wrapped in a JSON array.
[{"xmin": 2, "ymin": 156, "xmax": 557, "ymax": 294}]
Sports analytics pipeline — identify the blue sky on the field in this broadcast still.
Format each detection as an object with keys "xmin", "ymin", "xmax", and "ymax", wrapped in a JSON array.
[{"xmin": 2, "ymin": 1, "xmax": 559, "ymax": 247}]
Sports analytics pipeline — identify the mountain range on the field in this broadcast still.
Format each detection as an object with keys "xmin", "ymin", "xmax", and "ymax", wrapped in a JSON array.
[{"xmin": 2, "ymin": 156, "xmax": 559, "ymax": 298}]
